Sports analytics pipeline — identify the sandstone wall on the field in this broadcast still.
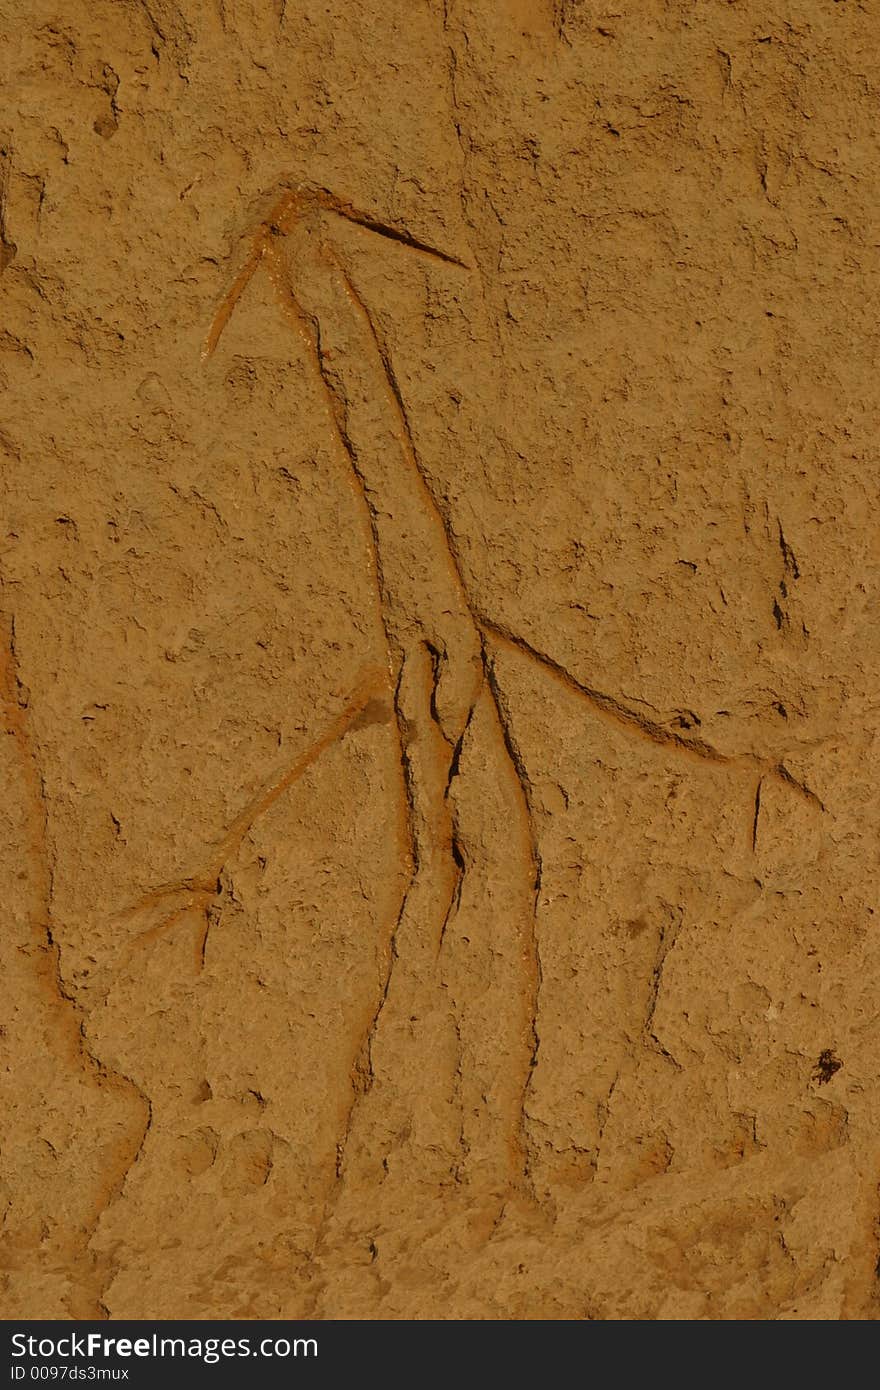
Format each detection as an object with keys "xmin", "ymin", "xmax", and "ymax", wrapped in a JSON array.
[{"xmin": 2, "ymin": 0, "xmax": 878, "ymax": 1319}]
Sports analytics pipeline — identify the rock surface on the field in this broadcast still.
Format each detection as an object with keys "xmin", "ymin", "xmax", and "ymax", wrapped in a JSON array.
[{"xmin": 2, "ymin": 0, "xmax": 878, "ymax": 1320}]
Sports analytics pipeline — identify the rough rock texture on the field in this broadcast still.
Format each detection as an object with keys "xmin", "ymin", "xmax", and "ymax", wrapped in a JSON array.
[{"xmin": 2, "ymin": 0, "xmax": 879, "ymax": 1321}]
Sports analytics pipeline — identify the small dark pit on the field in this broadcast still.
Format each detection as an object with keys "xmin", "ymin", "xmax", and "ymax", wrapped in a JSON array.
[{"xmin": 813, "ymin": 1049, "xmax": 842, "ymax": 1085}]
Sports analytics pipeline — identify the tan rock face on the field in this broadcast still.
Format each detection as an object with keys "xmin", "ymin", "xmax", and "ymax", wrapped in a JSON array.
[{"xmin": 2, "ymin": 0, "xmax": 878, "ymax": 1320}]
